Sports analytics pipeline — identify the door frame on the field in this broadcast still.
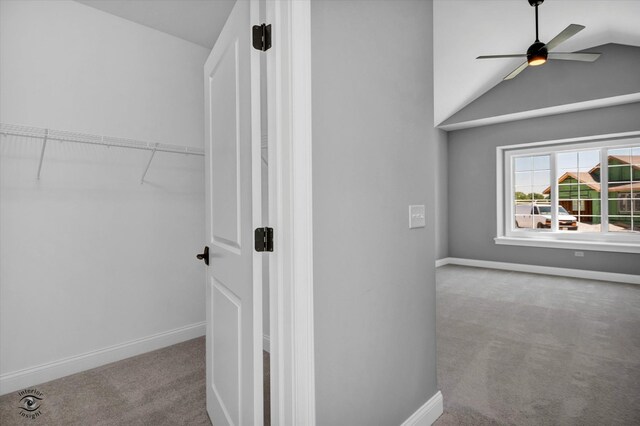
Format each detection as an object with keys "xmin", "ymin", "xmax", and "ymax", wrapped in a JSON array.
[{"xmin": 266, "ymin": 0, "xmax": 316, "ymax": 424}]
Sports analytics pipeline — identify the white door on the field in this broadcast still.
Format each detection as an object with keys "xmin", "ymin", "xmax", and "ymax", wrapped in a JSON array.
[{"xmin": 203, "ymin": 0, "xmax": 263, "ymax": 424}]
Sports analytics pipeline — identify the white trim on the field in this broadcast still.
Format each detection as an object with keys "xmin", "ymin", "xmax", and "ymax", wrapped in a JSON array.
[
  {"xmin": 263, "ymin": 334, "xmax": 271, "ymax": 353},
  {"xmin": 599, "ymin": 146, "xmax": 610, "ymax": 232},
  {"xmin": 438, "ymin": 93, "xmax": 640, "ymax": 131},
  {"xmin": 494, "ymin": 236, "xmax": 640, "ymax": 254},
  {"xmin": 289, "ymin": 0, "xmax": 316, "ymax": 422},
  {"xmin": 435, "ymin": 258, "xmax": 450, "ymax": 268},
  {"xmin": 498, "ymin": 131, "xmax": 640, "ymax": 150},
  {"xmin": 400, "ymin": 391, "xmax": 444, "ymax": 426},
  {"xmin": 266, "ymin": 1, "xmax": 286, "ymax": 423},
  {"xmin": 250, "ymin": 0, "xmax": 265, "ymax": 423},
  {"xmin": 496, "ymin": 134, "xmax": 640, "ymax": 252},
  {"xmin": 496, "ymin": 146, "xmax": 505, "ymax": 238},
  {"xmin": 0, "ymin": 322, "xmax": 205, "ymax": 396},
  {"xmin": 436, "ymin": 257, "xmax": 640, "ymax": 285},
  {"xmin": 267, "ymin": 1, "xmax": 316, "ymax": 425},
  {"xmin": 550, "ymin": 153, "xmax": 559, "ymax": 232}
]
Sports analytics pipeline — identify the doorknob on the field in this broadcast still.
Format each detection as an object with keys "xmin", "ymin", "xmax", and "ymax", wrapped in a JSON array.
[{"xmin": 196, "ymin": 246, "xmax": 209, "ymax": 265}]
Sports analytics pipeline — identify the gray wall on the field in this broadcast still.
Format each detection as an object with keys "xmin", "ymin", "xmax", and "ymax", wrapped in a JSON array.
[
  {"xmin": 435, "ymin": 129, "xmax": 449, "ymax": 259},
  {"xmin": 442, "ymin": 43, "xmax": 640, "ymax": 127},
  {"xmin": 311, "ymin": 1, "xmax": 438, "ymax": 424},
  {"xmin": 448, "ymin": 102, "xmax": 640, "ymax": 275}
]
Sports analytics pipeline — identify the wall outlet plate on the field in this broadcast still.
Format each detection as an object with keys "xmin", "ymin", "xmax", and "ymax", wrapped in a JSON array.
[
  {"xmin": 409, "ymin": 205, "xmax": 426, "ymax": 229},
  {"xmin": 574, "ymin": 251, "xmax": 585, "ymax": 257}
]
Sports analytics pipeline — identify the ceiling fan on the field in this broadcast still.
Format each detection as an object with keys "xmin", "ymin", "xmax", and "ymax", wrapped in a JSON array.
[{"xmin": 477, "ymin": 0, "xmax": 601, "ymax": 80}]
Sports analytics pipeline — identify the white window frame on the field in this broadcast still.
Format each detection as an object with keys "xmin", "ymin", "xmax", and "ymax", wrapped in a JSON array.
[{"xmin": 496, "ymin": 132, "xmax": 640, "ymax": 254}]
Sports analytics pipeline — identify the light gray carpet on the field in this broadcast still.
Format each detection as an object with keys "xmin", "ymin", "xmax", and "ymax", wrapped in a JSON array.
[
  {"xmin": 434, "ymin": 265, "xmax": 640, "ymax": 426},
  {"xmin": 0, "ymin": 338, "xmax": 211, "ymax": 426},
  {"xmin": 1, "ymin": 266, "xmax": 638, "ymax": 425},
  {"xmin": 0, "ymin": 340, "xmax": 271, "ymax": 426}
]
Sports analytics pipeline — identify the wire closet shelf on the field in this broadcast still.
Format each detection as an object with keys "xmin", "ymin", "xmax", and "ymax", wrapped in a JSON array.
[{"xmin": 0, "ymin": 123, "xmax": 204, "ymax": 183}]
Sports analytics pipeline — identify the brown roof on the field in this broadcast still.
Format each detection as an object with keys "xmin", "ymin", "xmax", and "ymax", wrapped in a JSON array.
[
  {"xmin": 608, "ymin": 182, "xmax": 634, "ymax": 193},
  {"xmin": 613, "ymin": 155, "xmax": 640, "ymax": 166},
  {"xmin": 543, "ymin": 172, "xmax": 635, "ymax": 194},
  {"xmin": 543, "ymin": 171, "xmax": 600, "ymax": 194},
  {"xmin": 588, "ymin": 155, "xmax": 640, "ymax": 174}
]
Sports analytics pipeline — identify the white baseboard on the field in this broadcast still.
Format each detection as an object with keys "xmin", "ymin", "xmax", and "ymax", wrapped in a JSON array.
[
  {"xmin": 263, "ymin": 334, "xmax": 271, "ymax": 353},
  {"xmin": 0, "ymin": 321, "xmax": 206, "ymax": 396},
  {"xmin": 435, "ymin": 258, "xmax": 449, "ymax": 268},
  {"xmin": 436, "ymin": 257, "xmax": 640, "ymax": 285},
  {"xmin": 401, "ymin": 391, "xmax": 443, "ymax": 426}
]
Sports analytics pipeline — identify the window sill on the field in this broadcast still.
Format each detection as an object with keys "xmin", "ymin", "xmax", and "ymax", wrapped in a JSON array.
[{"xmin": 494, "ymin": 236, "xmax": 640, "ymax": 254}]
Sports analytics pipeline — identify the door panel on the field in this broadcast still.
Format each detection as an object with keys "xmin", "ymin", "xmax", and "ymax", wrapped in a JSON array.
[
  {"xmin": 210, "ymin": 41, "xmax": 241, "ymax": 251},
  {"xmin": 204, "ymin": 0, "xmax": 262, "ymax": 425},
  {"xmin": 212, "ymin": 278, "xmax": 241, "ymax": 425}
]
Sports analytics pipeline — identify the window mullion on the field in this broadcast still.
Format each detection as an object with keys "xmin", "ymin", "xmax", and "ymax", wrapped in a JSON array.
[
  {"xmin": 601, "ymin": 147, "xmax": 609, "ymax": 233},
  {"xmin": 550, "ymin": 153, "xmax": 558, "ymax": 232},
  {"xmin": 506, "ymin": 153, "xmax": 512, "ymax": 235}
]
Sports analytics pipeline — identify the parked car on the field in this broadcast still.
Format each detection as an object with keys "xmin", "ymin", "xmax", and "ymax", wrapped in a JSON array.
[{"xmin": 515, "ymin": 204, "xmax": 578, "ymax": 230}]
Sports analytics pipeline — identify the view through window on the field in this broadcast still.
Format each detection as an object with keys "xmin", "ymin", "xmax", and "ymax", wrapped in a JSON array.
[
  {"xmin": 608, "ymin": 147, "xmax": 640, "ymax": 232},
  {"xmin": 510, "ymin": 144, "xmax": 640, "ymax": 235},
  {"xmin": 514, "ymin": 155, "xmax": 551, "ymax": 230}
]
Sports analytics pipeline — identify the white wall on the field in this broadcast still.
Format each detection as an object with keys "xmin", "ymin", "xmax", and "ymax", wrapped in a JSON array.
[
  {"xmin": 0, "ymin": 0, "xmax": 209, "ymax": 394},
  {"xmin": 311, "ymin": 1, "xmax": 439, "ymax": 424}
]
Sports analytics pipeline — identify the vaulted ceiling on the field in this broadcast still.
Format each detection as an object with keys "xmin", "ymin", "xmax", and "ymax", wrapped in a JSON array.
[
  {"xmin": 76, "ymin": 0, "xmax": 235, "ymax": 48},
  {"xmin": 75, "ymin": 0, "xmax": 640, "ymax": 127},
  {"xmin": 434, "ymin": 0, "xmax": 640, "ymax": 125}
]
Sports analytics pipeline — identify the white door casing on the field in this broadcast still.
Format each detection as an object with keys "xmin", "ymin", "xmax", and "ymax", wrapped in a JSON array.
[
  {"xmin": 266, "ymin": 1, "xmax": 316, "ymax": 424},
  {"xmin": 204, "ymin": 0, "xmax": 263, "ymax": 425}
]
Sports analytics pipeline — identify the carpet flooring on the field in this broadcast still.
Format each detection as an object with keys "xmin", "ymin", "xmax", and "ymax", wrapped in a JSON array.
[
  {"xmin": 434, "ymin": 265, "xmax": 640, "ymax": 426},
  {"xmin": 1, "ymin": 266, "xmax": 638, "ymax": 425},
  {"xmin": 0, "ymin": 341, "xmax": 270, "ymax": 426}
]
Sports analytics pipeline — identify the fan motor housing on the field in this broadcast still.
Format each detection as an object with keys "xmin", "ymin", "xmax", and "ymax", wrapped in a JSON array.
[{"xmin": 527, "ymin": 41, "xmax": 548, "ymax": 65}]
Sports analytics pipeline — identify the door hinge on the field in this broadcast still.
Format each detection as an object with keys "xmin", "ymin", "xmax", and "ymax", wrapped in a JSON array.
[
  {"xmin": 252, "ymin": 23, "xmax": 272, "ymax": 51},
  {"xmin": 255, "ymin": 227, "xmax": 274, "ymax": 252}
]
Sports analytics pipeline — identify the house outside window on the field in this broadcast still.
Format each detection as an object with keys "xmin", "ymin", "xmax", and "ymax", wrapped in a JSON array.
[{"xmin": 496, "ymin": 135, "xmax": 640, "ymax": 253}]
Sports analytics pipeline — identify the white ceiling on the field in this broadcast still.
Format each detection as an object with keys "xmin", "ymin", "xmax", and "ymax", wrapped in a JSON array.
[
  {"xmin": 75, "ymin": 0, "xmax": 640, "ymax": 125},
  {"xmin": 434, "ymin": 0, "xmax": 640, "ymax": 125},
  {"xmin": 75, "ymin": 0, "xmax": 236, "ymax": 49}
]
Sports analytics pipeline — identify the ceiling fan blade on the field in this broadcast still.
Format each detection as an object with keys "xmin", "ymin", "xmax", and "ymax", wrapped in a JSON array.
[
  {"xmin": 477, "ymin": 54, "xmax": 526, "ymax": 59},
  {"xmin": 504, "ymin": 62, "xmax": 529, "ymax": 80},
  {"xmin": 545, "ymin": 24, "xmax": 585, "ymax": 51},
  {"xmin": 548, "ymin": 52, "xmax": 601, "ymax": 62}
]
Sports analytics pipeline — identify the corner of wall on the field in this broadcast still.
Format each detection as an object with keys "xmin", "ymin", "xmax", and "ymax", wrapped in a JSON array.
[{"xmin": 435, "ymin": 129, "xmax": 449, "ymax": 260}]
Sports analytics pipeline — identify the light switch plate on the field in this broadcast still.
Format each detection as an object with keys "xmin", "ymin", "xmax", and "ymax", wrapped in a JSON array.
[{"xmin": 409, "ymin": 205, "xmax": 426, "ymax": 229}]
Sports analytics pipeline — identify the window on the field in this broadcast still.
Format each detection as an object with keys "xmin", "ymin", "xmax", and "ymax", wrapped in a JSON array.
[
  {"xmin": 496, "ymin": 135, "xmax": 640, "ymax": 253},
  {"xmin": 513, "ymin": 154, "xmax": 550, "ymax": 229},
  {"xmin": 618, "ymin": 194, "xmax": 631, "ymax": 214}
]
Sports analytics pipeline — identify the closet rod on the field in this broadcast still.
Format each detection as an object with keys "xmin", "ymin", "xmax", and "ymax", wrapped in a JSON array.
[{"xmin": 0, "ymin": 123, "xmax": 204, "ymax": 156}]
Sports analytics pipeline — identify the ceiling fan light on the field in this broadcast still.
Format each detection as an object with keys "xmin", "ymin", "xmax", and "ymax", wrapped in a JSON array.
[
  {"xmin": 528, "ymin": 57, "xmax": 547, "ymax": 66},
  {"xmin": 526, "ymin": 42, "xmax": 548, "ymax": 66}
]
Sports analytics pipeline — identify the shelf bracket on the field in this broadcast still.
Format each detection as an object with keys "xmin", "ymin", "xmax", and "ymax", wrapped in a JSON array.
[
  {"xmin": 37, "ymin": 129, "xmax": 49, "ymax": 180},
  {"xmin": 140, "ymin": 144, "xmax": 158, "ymax": 184}
]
